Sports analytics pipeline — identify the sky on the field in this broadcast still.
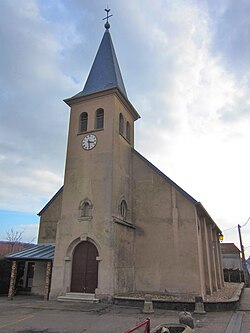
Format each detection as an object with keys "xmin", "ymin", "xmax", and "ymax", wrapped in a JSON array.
[{"xmin": 0, "ymin": 0, "xmax": 249, "ymax": 256}]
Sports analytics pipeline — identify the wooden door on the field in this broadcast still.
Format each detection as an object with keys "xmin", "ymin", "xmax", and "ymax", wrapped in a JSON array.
[{"xmin": 71, "ymin": 241, "xmax": 98, "ymax": 293}]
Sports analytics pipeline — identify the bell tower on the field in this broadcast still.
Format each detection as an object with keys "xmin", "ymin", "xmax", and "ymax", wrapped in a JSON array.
[{"xmin": 49, "ymin": 11, "xmax": 140, "ymax": 299}]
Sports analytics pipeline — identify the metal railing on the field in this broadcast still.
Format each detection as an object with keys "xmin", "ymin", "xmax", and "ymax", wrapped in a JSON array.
[{"xmin": 124, "ymin": 318, "xmax": 150, "ymax": 333}]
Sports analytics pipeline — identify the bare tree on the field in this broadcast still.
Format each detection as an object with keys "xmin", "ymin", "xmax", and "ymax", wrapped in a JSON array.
[{"xmin": 6, "ymin": 228, "xmax": 24, "ymax": 253}]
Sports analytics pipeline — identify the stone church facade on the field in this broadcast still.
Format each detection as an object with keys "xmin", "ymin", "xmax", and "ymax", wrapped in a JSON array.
[{"xmin": 35, "ymin": 22, "xmax": 224, "ymax": 300}]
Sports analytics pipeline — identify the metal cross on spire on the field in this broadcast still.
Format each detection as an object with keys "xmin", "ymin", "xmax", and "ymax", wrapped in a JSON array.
[{"xmin": 103, "ymin": 6, "xmax": 113, "ymax": 29}]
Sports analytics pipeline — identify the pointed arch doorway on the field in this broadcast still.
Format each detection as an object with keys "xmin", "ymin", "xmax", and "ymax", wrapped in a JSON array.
[{"xmin": 71, "ymin": 241, "xmax": 99, "ymax": 293}]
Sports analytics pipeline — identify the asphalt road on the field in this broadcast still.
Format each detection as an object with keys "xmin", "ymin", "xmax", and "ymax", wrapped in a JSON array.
[{"xmin": 0, "ymin": 293, "xmax": 249, "ymax": 333}]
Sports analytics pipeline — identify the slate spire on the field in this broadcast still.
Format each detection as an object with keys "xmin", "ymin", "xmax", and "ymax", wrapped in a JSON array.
[
  {"xmin": 81, "ymin": 27, "xmax": 127, "ymax": 97},
  {"xmin": 71, "ymin": 11, "xmax": 127, "ymax": 100},
  {"xmin": 64, "ymin": 9, "xmax": 141, "ymax": 122}
]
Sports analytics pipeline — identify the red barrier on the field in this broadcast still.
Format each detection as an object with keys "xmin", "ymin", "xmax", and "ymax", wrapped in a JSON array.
[{"xmin": 124, "ymin": 318, "xmax": 150, "ymax": 333}]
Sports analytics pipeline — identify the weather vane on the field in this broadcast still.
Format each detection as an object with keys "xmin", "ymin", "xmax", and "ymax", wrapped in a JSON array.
[{"xmin": 103, "ymin": 6, "xmax": 113, "ymax": 29}]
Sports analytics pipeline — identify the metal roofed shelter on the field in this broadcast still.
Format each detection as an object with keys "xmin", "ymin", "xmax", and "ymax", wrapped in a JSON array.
[{"xmin": 5, "ymin": 244, "xmax": 55, "ymax": 300}]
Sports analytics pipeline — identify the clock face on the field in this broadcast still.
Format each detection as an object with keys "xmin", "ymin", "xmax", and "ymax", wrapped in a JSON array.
[{"xmin": 81, "ymin": 134, "xmax": 97, "ymax": 150}]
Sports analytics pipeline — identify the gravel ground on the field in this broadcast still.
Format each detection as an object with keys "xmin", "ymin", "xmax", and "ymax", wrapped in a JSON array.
[
  {"xmin": 117, "ymin": 282, "xmax": 241, "ymax": 302},
  {"xmin": 204, "ymin": 282, "xmax": 240, "ymax": 302}
]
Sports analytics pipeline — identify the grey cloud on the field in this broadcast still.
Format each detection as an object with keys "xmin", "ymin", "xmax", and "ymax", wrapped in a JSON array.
[
  {"xmin": 209, "ymin": 0, "xmax": 250, "ymax": 75},
  {"xmin": 0, "ymin": 0, "xmax": 75, "ymax": 211},
  {"xmin": 1, "ymin": 0, "xmax": 250, "ymax": 238},
  {"xmin": 218, "ymin": 96, "xmax": 250, "ymax": 123}
]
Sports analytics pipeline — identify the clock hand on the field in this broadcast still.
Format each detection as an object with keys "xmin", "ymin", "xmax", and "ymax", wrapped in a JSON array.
[{"xmin": 87, "ymin": 140, "xmax": 94, "ymax": 148}]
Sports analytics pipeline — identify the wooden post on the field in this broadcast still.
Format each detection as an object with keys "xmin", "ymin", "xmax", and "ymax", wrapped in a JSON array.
[
  {"xmin": 8, "ymin": 261, "xmax": 17, "ymax": 300},
  {"xmin": 238, "ymin": 224, "xmax": 249, "ymax": 285},
  {"xmin": 44, "ymin": 261, "xmax": 52, "ymax": 301}
]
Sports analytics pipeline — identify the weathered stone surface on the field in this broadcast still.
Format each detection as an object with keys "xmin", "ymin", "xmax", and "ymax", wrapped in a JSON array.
[
  {"xmin": 179, "ymin": 311, "xmax": 194, "ymax": 329},
  {"xmin": 142, "ymin": 294, "xmax": 154, "ymax": 313},
  {"xmin": 194, "ymin": 294, "xmax": 206, "ymax": 314}
]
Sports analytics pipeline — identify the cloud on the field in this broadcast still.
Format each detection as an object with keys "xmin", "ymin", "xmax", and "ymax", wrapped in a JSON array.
[
  {"xmin": 0, "ymin": 159, "xmax": 62, "ymax": 212},
  {"xmin": 122, "ymin": 1, "xmax": 250, "ymax": 238},
  {"xmin": 208, "ymin": 0, "xmax": 250, "ymax": 76},
  {"xmin": 0, "ymin": 0, "xmax": 77, "ymax": 212},
  {"xmin": 0, "ymin": 0, "xmax": 250, "ymax": 254}
]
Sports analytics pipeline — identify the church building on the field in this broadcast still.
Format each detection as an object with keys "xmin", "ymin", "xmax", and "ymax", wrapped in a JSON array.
[{"xmin": 20, "ymin": 17, "xmax": 224, "ymax": 301}]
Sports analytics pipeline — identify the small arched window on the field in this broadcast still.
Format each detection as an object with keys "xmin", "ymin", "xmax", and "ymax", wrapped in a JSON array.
[
  {"xmin": 81, "ymin": 202, "xmax": 90, "ymax": 217},
  {"xmin": 95, "ymin": 108, "xmax": 104, "ymax": 129},
  {"xmin": 79, "ymin": 199, "xmax": 93, "ymax": 220},
  {"xmin": 79, "ymin": 112, "xmax": 88, "ymax": 132},
  {"xmin": 120, "ymin": 200, "xmax": 128, "ymax": 220},
  {"xmin": 119, "ymin": 113, "xmax": 124, "ymax": 135},
  {"xmin": 126, "ymin": 121, "xmax": 131, "ymax": 142}
]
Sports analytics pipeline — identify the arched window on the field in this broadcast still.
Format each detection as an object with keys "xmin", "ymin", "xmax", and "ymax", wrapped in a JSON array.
[
  {"xmin": 79, "ymin": 112, "xmax": 88, "ymax": 132},
  {"xmin": 95, "ymin": 108, "xmax": 104, "ymax": 129},
  {"xmin": 119, "ymin": 113, "xmax": 124, "ymax": 135},
  {"xmin": 126, "ymin": 121, "xmax": 131, "ymax": 142},
  {"xmin": 120, "ymin": 200, "xmax": 128, "ymax": 220},
  {"xmin": 79, "ymin": 199, "xmax": 93, "ymax": 220},
  {"xmin": 81, "ymin": 202, "xmax": 90, "ymax": 217}
]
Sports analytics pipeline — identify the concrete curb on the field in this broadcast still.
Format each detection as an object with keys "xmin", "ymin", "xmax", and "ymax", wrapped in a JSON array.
[
  {"xmin": 114, "ymin": 284, "xmax": 245, "ymax": 312},
  {"xmin": 204, "ymin": 283, "xmax": 244, "ymax": 312},
  {"xmin": 231, "ymin": 283, "xmax": 245, "ymax": 301}
]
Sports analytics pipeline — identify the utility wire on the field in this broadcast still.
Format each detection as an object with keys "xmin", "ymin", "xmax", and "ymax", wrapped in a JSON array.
[
  {"xmin": 241, "ymin": 217, "xmax": 250, "ymax": 228},
  {"xmin": 222, "ymin": 217, "xmax": 250, "ymax": 232},
  {"xmin": 222, "ymin": 226, "xmax": 237, "ymax": 232}
]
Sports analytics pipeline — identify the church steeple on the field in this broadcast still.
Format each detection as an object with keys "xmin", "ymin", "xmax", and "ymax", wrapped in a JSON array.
[
  {"xmin": 64, "ymin": 10, "xmax": 140, "ymax": 121},
  {"xmin": 72, "ymin": 11, "xmax": 127, "ymax": 100},
  {"xmin": 82, "ymin": 28, "xmax": 127, "ymax": 97}
]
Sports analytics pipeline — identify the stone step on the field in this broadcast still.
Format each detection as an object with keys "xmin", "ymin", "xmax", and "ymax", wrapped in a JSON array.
[
  {"xmin": 65, "ymin": 292, "xmax": 97, "ymax": 299},
  {"xmin": 57, "ymin": 292, "xmax": 99, "ymax": 303}
]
